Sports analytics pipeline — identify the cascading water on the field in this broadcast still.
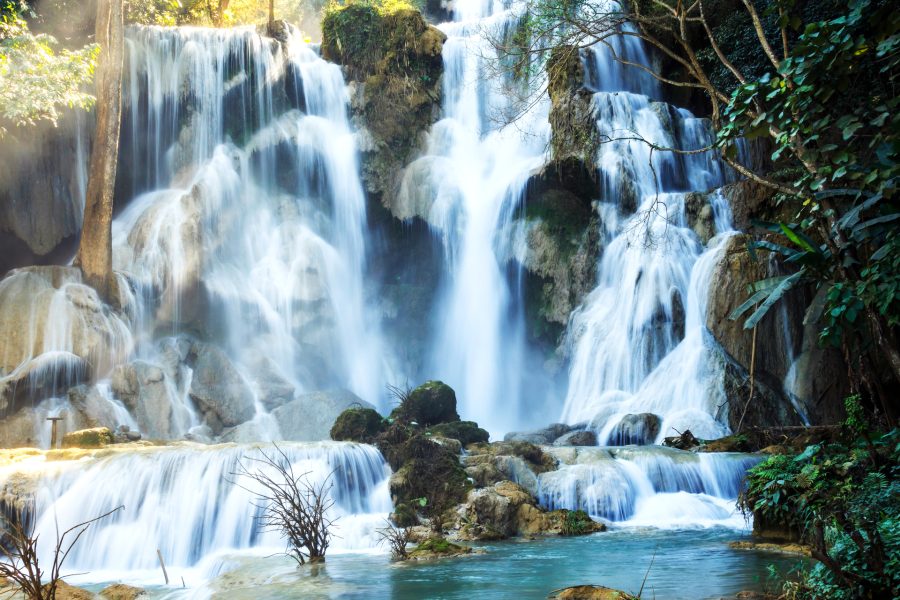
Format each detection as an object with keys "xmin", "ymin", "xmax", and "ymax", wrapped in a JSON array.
[
  {"xmin": 107, "ymin": 27, "xmax": 390, "ymax": 438},
  {"xmin": 2, "ymin": 442, "xmax": 391, "ymax": 572}
]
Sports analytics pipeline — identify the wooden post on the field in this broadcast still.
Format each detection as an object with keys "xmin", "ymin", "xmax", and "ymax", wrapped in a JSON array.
[
  {"xmin": 157, "ymin": 549, "xmax": 169, "ymax": 584},
  {"xmin": 47, "ymin": 417, "xmax": 63, "ymax": 449}
]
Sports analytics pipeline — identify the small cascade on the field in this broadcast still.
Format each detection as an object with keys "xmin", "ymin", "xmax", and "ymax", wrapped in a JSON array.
[
  {"xmin": 536, "ymin": 446, "xmax": 760, "ymax": 527},
  {"xmin": 5, "ymin": 442, "xmax": 391, "ymax": 571}
]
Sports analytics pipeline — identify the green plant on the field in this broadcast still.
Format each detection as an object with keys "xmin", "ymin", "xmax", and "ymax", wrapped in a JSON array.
[
  {"xmin": 740, "ymin": 427, "xmax": 900, "ymax": 598},
  {"xmin": 560, "ymin": 509, "xmax": 592, "ymax": 536}
]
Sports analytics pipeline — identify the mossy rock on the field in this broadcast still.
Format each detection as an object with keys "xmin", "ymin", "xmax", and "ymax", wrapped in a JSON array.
[
  {"xmin": 549, "ymin": 586, "xmax": 637, "ymax": 600},
  {"xmin": 467, "ymin": 441, "xmax": 558, "ymax": 474},
  {"xmin": 61, "ymin": 427, "xmax": 113, "ymax": 449},
  {"xmin": 391, "ymin": 501, "xmax": 419, "ymax": 527},
  {"xmin": 391, "ymin": 380, "xmax": 459, "ymax": 427},
  {"xmin": 387, "ymin": 434, "xmax": 471, "ymax": 522},
  {"xmin": 330, "ymin": 407, "xmax": 386, "ymax": 443},
  {"xmin": 408, "ymin": 536, "xmax": 473, "ymax": 560},
  {"xmin": 426, "ymin": 421, "xmax": 489, "ymax": 446},
  {"xmin": 552, "ymin": 509, "xmax": 605, "ymax": 536}
]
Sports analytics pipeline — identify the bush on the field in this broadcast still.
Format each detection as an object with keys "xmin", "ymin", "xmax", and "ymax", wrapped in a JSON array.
[{"xmin": 740, "ymin": 426, "xmax": 900, "ymax": 598}]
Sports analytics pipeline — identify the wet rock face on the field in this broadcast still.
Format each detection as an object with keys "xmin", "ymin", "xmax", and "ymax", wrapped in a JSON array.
[
  {"xmin": 322, "ymin": 4, "xmax": 445, "ymax": 201},
  {"xmin": 187, "ymin": 342, "xmax": 256, "ymax": 433},
  {"xmin": 547, "ymin": 46, "xmax": 598, "ymax": 166},
  {"xmin": 274, "ymin": 389, "xmax": 373, "ymax": 442},
  {"xmin": 607, "ymin": 413, "xmax": 662, "ymax": 446},
  {"xmin": 112, "ymin": 361, "xmax": 175, "ymax": 439},
  {"xmin": 0, "ymin": 115, "xmax": 88, "ymax": 275}
]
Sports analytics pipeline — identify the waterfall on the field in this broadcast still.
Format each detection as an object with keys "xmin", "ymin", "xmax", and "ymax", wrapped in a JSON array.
[
  {"xmin": 9, "ymin": 442, "xmax": 391, "ymax": 572},
  {"xmin": 535, "ymin": 446, "xmax": 760, "ymax": 527},
  {"xmin": 104, "ymin": 27, "xmax": 388, "ymax": 438}
]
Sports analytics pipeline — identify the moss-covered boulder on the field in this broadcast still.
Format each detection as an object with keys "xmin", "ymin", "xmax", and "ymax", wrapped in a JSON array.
[
  {"xmin": 61, "ymin": 427, "xmax": 113, "ymax": 449},
  {"xmin": 330, "ymin": 407, "xmax": 386, "ymax": 443},
  {"xmin": 549, "ymin": 586, "xmax": 637, "ymax": 600},
  {"xmin": 408, "ymin": 536, "xmax": 473, "ymax": 560},
  {"xmin": 426, "ymin": 420, "xmax": 489, "ymax": 446},
  {"xmin": 387, "ymin": 434, "xmax": 471, "ymax": 524},
  {"xmin": 322, "ymin": 0, "xmax": 445, "ymax": 199},
  {"xmin": 390, "ymin": 380, "xmax": 459, "ymax": 427}
]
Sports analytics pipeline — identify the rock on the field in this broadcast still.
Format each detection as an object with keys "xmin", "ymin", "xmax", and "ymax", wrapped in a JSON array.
[
  {"xmin": 463, "ymin": 441, "xmax": 558, "ymax": 495},
  {"xmin": 0, "ymin": 407, "xmax": 43, "ymax": 448},
  {"xmin": 322, "ymin": 3, "xmax": 445, "ymax": 200},
  {"xmin": 46, "ymin": 580, "xmax": 94, "ymax": 600},
  {"xmin": 505, "ymin": 423, "xmax": 574, "ymax": 445},
  {"xmin": 684, "ymin": 191, "xmax": 716, "ymax": 245},
  {"xmin": 111, "ymin": 361, "xmax": 175, "ymax": 439},
  {"xmin": 547, "ymin": 46, "xmax": 598, "ymax": 166},
  {"xmin": 390, "ymin": 380, "xmax": 459, "ymax": 427},
  {"xmin": 386, "ymin": 434, "xmax": 470, "ymax": 521},
  {"xmin": 408, "ymin": 536, "xmax": 474, "ymax": 560},
  {"xmin": 706, "ymin": 234, "xmax": 807, "ymax": 429},
  {"xmin": 607, "ymin": 413, "xmax": 662, "ymax": 446},
  {"xmin": 425, "ymin": 421, "xmax": 489, "ymax": 446},
  {"xmin": 187, "ymin": 343, "xmax": 256, "ymax": 432},
  {"xmin": 274, "ymin": 390, "xmax": 373, "ymax": 441},
  {"xmin": 729, "ymin": 540, "xmax": 811, "ymax": 556},
  {"xmin": 61, "ymin": 427, "xmax": 113, "ymax": 449},
  {"xmin": 549, "ymin": 586, "xmax": 637, "ymax": 600},
  {"xmin": 100, "ymin": 583, "xmax": 148, "ymax": 600},
  {"xmin": 330, "ymin": 407, "xmax": 386, "ymax": 443},
  {"xmin": 662, "ymin": 429, "xmax": 699, "ymax": 450},
  {"xmin": 0, "ymin": 114, "xmax": 87, "ymax": 275},
  {"xmin": 68, "ymin": 385, "xmax": 121, "ymax": 430},
  {"xmin": 0, "ymin": 266, "xmax": 132, "ymax": 413},
  {"xmin": 553, "ymin": 430, "xmax": 597, "ymax": 446},
  {"xmin": 249, "ymin": 356, "xmax": 295, "ymax": 411}
]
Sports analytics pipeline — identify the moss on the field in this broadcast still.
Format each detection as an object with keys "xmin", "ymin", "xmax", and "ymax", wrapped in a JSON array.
[
  {"xmin": 61, "ymin": 427, "xmax": 113, "ymax": 449},
  {"xmin": 390, "ymin": 380, "xmax": 459, "ymax": 427},
  {"xmin": 408, "ymin": 536, "xmax": 472, "ymax": 559},
  {"xmin": 426, "ymin": 421, "xmax": 489, "ymax": 447},
  {"xmin": 330, "ymin": 407, "xmax": 386, "ymax": 443},
  {"xmin": 391, "ymin": 501, "xmax": 419, "ymax": 527}
]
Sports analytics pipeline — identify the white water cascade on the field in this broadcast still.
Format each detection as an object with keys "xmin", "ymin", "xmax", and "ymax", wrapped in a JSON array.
[
  {"xmin": 12, "ymin": 442, "xmax": 391, "ymax": 572},
  {"xmin": 111, "ymin": 26, "xmax": 390, "ymax": 435}
]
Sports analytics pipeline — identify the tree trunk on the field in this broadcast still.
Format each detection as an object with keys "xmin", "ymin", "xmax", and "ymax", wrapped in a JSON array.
[
  {"xmin": 269, "ymin": 0, "xmax": 275, "ymax": 25},
  {"xmin": 77, "ymin": 0, "xmax": 124, "ymax": 304}
]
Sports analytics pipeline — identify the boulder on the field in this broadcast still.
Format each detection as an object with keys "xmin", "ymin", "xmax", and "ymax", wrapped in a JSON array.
[
  {"xmin": 390, "ymin": 380, "xmax": 459, "ymax": 427},
  {"xmin": 45, "ymin": 581, "xmax": 94, "ymax": 600},
  {"xmin": 330, "ymin": 407, "xmax": 386, "ymax": 443},
  {"xmin": 111, "ymin": 361, "xmax": 175, "ymax": 439},
  {"xmin": 187, "ymin": 343, "xmax": 256, "ymax": 432},
  {"xmin": 100, "ymin": 584, "xmax": 147, "ymax": 600},
  {"xmin": 248, "ymin": 356, "xmax": 295, "ymax": 411},
  {"xmin": 553, "ymin": 430, "xmax": 597, "ymax": 446},
  {"xmin": 408, "ymin": 536, "xmax": 473, "ymax": 560},
  {"xmin": 463, "ymin": 441, "xmax": 557, "ymax": 495},
  {"xmin": 549, "ymin": 586, "xmax": 637, "ymax": 600},
  {"xmin": 274, "ymin": 390, "xmax": 373, "ymax": 441},
  {"xmin": 61, "ymin": 427, "xmax": 113, "ymax": 449},
  {"xmin": 425, "ymin": 421, "xmax": 489, "ymax": 446},
  {"xmin": 607, "ymin": 413, "xmax": 662, "ymax": 446},
  {"xmin": 662, "ymin": 429, "xmax": 699, "ymax": 450},
  {"xmin": 457, "ymin": 480, "xmax": 537, "ymax": 540},
  {"xmin": 68, "ymin": 384, "xmax": 122, "ymax": 430},
  {"xmin": 505, "ymin": 423, "xmax": 574, "ymax": 445},
  {"xmin": 684, "ymin": 191, "xmax": 716, "ymax": 245},
  {"xmin": 0, "ymin": 266, "xmax": 132, "ymax": 413}
]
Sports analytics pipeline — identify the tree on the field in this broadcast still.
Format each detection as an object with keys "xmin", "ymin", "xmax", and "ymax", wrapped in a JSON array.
[
  {"xmin": 233, "ymin": 444, "xmax": 337, "ymax": 565},
  {"xmin": 0, "ymin": 504, "xmax": 123, "ymax": 600},
  {"xmin": 75, "ymin": 0, "xmax": 123, "ymax": 304},
  {"xmin": 0, "ymin": 1, "xmax": 98, "ymax": 138},
  {"xmin": 503, "ymin": 0, "xmax": 899, "ymax": 421}
]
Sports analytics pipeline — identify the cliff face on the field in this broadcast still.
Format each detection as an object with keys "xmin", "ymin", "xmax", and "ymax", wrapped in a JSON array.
[{"xmin": 0, "ymin": 114, "xmax": 90, "ymax": 275}]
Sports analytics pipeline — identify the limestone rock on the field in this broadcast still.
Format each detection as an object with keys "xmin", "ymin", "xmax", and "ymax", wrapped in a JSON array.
[
  {"xmin": 46, "ymin": 580, "xmax": 94, "ymax": 600},
  {"xmin": 505, "ymin": 423, "xmax": 574, "ymax": 445},
  {"xmin": 425, "ymin": 421, "xmax": 489, "ymax": 446},
  {"xmin": 188, "ymin": 343, "xmax": 256, "ymax": 432},
  {"xmin": 553, "ymin": 430, "xmax": 597, "ymax": 446},
  {"xmin": 607, "ymin": 413, "xmax": 661, "ymax": 446},
  {"xmin": 61, "ymin": 427, "xmax": 113, "ymax": 448},
  {"xmin": 111, "ymin": 361, "xmax": 175, "ymax": 439},
  {"xmin": 274, "ymin": 390, "xmax": 373, "ymax": 441},
  {"xmin": 100, "ymin": 584, "xmax": 148, "ymax": 600},
  {"xmin": 549, "ymin": 586, "xmax": 637, "ymax": 600},
  {"xmin": 68, "ymin": 385, "xmax": 121, "ymax": 430}
]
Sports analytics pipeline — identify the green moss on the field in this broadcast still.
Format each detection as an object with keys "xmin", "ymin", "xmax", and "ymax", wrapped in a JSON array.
[
  {"xmin": 390, "ymin": 380, "xmax": 459, "ymax": 427},
  {"xmin": 330, "ymin": 407, "xmax": 387, "ymax": 443},
  {"xmin": 426, "ymin": 421, "xmax": 489, "ymax": 446},
  {"xmin": 61, "ymin": 427, "xmax": 113, "ymax": 449}
]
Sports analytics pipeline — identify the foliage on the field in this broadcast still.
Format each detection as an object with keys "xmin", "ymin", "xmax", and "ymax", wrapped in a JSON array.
[
  {"xmin": 559, "ymin": 509, "xmax": 593, "ymax": 536},
  {"xmin": 233, "ymin": 444, "xmax": 336, "ymax": 565},
  {"xmin": 124, "ymin": 0, "xmax": 313, "ymax": 27},
  {"xmin": 740, "ymin": 426, "xmax": 900, "ymax": 598},
  {"xmin": 0, "ymin": 504, "xmax": 123, "ymax": 600},
  {"xmin": 0, "ymin": 1, "xmax": 97, "ymax": 137},
  {"xmin": 376, "ymin": 520, "xmax": 412, "ymax": 560}
]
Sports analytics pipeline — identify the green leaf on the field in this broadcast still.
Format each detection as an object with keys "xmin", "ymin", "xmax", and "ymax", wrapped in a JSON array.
[
  {"xmin": 779, "ymin": 223, "xmax": 818, "ymax": 253},
  {"xmin": 744, "ymin": 270, "xmax": 807, "ymax": 329}
]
